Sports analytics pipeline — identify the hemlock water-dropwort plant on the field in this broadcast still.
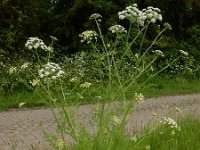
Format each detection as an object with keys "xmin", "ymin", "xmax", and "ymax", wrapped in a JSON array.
[
  {"xmin": 21, "ymin": 3, "xmax": 189, "ymax": 149},
  {"xmin": 45, "ymin": 4, "xmax": 185, "ymax": 149}
]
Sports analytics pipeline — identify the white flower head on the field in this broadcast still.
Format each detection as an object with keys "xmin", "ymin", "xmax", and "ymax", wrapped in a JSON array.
[
  {"xmin": 19, "ymin": 102, "xmax": 26, "ymax": 108},
  {"xmin": 130, "ymin": 136, "xmax": 137, "ymax": 142},
  {"xmin": 25, "ymin": 37, "xmax": 48, "ymax": 51},
  {"xmin": 118, "ymin": 3, "xmax": 162, "ymax": 26},
  {"xmin": 134, "ymin": 93, "xmax": 144, "ymax": 101},
  {"xmin": 108, "ymin": 25, "xmax": 127, "ymax": 34},
  {"xmin": 164, "ymin": 22, "xmax": 172, "ymax": 30},
  {"xmin": 161, "ymin": 117, "xmax": 180, "ymax": 130},
  {"xmin": 30, "ymin": 79, "xmax": 40, "ymax": 86},
  {"xmin": 70, "ymin": 77, "xmax": 79, "ymax": 82},
  {"xmin": 8, "ymin": 66, "xmax": 17, "ymax": 74},
  {"xmin": 21, "ymin": 62, "xmax": 30, "ymax": 69},
  {"xmin": 79, "ymin": 30, "xmax": 98, "ymax": 44},
  {"xmin": 50, "ymin": 36, "xmax": 58, "ymax": 41},
  {"xmin": 118, "ymin": 3, "xmax": 146, "ymax": 26},
  {"xmin": 89, "ymin": 13, "xmax": 102, "ymax": 22},
  {"xmin": 80, "ymin": 82, "xmax": 92, "ymax": 88},
  {"xmin": 154, "ymin": 50, "xmax": 164, "ymax": 57},
  {"xmin": 38, "ymin": 62, "xmax": 65, "ymax": 82},
  {"xmin": 143, "ymin": 6, "xmax": 162, "ymax": 23},
  {"xmin": 179, "ymin": 50, "xmax": 188, "ymax": 56},
  {"xmin": 112, "ymin": 115, "xmax": 120, "ymax": 125},
  {"xmin": 46, "ymin": 46, "xmax": 54, "ymax": 52}
]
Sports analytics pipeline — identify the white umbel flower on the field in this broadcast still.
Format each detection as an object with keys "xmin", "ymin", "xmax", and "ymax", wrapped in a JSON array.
[
  {"xmin": 25, "ymin": 37, "xmax": 48, "ymax": 51},
  {"xmin": 80, "ymin": 82, "xmax": 92, "ymax": 88},
  {"xmin": 134, "ymin": 93, "xmax": 144, "ymax": 101},
  {"xmin": 154, "ymin": 50, "xmax": 164, "ymax": 57},
  {"xmin": 108, "ymin": 25, "xmax": 127, "ymax": 34},
  {"xmin": 118, "ymin": 3, "xmax": 162, "ymax": 26},
  {"xmin": 161, "ymin": 117, "xmax": 180, "ymax": 130},
  {"xmin": 89, "ymin": 13, "xmax": 102, "ymax": 22},
  {"xmin": 38, "ymin": 62, "xmax": 65, "ymax": 81},
  {"xmin": 179, "ymin": 50, "xmax": 189, "ymax": 56},
  {"xmin": 79, "ymin": 30, "xmax": 98, "ymax": 44}
]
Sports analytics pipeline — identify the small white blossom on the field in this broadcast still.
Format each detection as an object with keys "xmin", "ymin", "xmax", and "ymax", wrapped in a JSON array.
[
  {"xmin": 21, "ymin": 62, "xmax": 30, "ymax": 69},
  {"xmin": 164, "ymin": 23, "xmax": 172, "ymax": 30},
  {"xmin": 112, "ymin": 115, "xmax": 120, "ymax": 125},
  {"xmin": 55, "ymin": 139, "xmax": 65, "ymax": 149},
  {"xmin": 108, "ymin": 25, "xmax": 127, "ymax": 34},
  {"xmin": 145, "ymin": 145, "xmax": 151, "ymax": 150},
  {"xmin": 130, "ymin": 136, "xmax": 137, "ymax": 142},
  {"xmin": 8, "ymin": 67, "xmax": 17, "ymax": 74},
  {"xmin": 28, "ymin": 46, "xmax": 32, "ymax": 50},
  {"xmin": 46, "ymin": 46, "xmax": 54, "ymax": 52},
  {"xmin": 80, "ymin": 82, "xmax": 92, "ymax": 88},
  {"xmin": 70, "ymin": 77, "xmax": 79, "ymax": 82},
  {"xmin": 50, "ymin": 36, "xmax": 58, "ymax": 41},
  {"xmin": 19, "ymin": 102, "xmax": 26, "ymax": 108},
  {"xmin": 179, "ymin": 50, "xmax": 189, "ymax": 56},
  {"xmin": 154, "ymin": 50, "xmax": 164, "ymax": 57},
  {"xmin": 134, "ymin": 93, "xmax": 144, "ymax": 101},
  {"xmin": 89, "ymin": 13, "xmax": 102, "ymax": 22},
  {"xmin": 30, "ymin": 79, "xmax": 40, "ymax": 86},
  {"xmin": 79, "ymin": 30, "xmax": 98, "ymax": 44}
]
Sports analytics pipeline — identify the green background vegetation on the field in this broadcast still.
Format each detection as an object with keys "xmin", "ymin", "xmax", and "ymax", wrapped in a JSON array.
[
  {"xmin": 1, "ymin": 0, "xmax": 200, "ymax": 57},
  {"xmin": 1, "ymin": 0, "xmax": 200, "ymax": 109}
]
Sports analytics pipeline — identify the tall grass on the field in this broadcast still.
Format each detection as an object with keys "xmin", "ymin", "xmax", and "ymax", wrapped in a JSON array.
[{"xmin": 135, "ymin": 115, "xmax": 200, "ymax": 150}]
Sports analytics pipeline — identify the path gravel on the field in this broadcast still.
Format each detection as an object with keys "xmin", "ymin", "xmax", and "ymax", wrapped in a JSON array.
[{"xmin": 0, "ymin": 94, "xmax": 200, "ymax": 150}]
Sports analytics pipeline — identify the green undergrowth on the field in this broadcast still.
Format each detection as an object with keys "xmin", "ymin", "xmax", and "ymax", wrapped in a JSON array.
[
  {"xmin": 48, "ymin": 114, "xmax": 200, "ymax": 150},
  {"xmin": 0, "ymin": 77, "xmax": 200, "ymax": 111},
  {"xmin": 141, "ymin": 77, "xmax": 200, "ymax": 97},
  {"xmin": 135, "ymin": 115, "xmax": 200, "ymax": 150}
]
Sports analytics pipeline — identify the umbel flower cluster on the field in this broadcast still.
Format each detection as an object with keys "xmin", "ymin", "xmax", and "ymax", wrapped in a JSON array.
[
  {"xmin": 89, "ymin": 13, "xmax": 102, "ymax": 22},
  {"xmin": 134, "ymin": 93, "xmax": 144, "ymax": 101},
  {"xmin": 108, "ymin": 25, "xmax": 127, "ymax": 34},
  {"xmin": 25, "ymin": 37, "xmax": 47, "ymax": 50},
  {"xmin": 38, "ymin": 62, "xmax": 65, "ymax": 81},
  {"xmin": 118, "ymin": 3, "xmax": 162, "ymax": 26},
  {"xmin": 79, "ymin": 30, "xmax": 98, "ymax": 44},
  {"xmin": 161, "ymin": 117, "xmax": 180, "ymax": 130}
]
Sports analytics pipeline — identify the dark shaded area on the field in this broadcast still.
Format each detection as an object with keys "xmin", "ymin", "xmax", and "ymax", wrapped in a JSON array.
[{"xmin": 0, "ymin": 0, "xmax": 200, "ymax": 58}]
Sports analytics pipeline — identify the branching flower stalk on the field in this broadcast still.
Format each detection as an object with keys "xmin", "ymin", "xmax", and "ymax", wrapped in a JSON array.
[
  {"xmin": 139, "ymin": 23, "xmax": 149, "ymax": 55},
  {"xmin": 18, "ymin": 3, "xmax": 192, "ymax": 149},
  {"xmin": 92, "ymin": 16, "xmax": 114, "ymax": 133},
  {"xmin": 138, "ymin": 27, "xmax": 168, "ymax": 63},
  {"xmin": 94, "ymin": 18, "xmax": 113, "ymax": 100},
  {"xmin": 138, "ymin": 55, "xmax": 182, "ymax": 89},
  {"xmin": 124, "ymin": 55, "xmax": 159, "ymax": 91}
]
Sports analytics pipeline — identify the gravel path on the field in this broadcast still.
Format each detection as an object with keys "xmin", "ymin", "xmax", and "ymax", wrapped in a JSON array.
[{"xmin": 0, "ymin": 94, "xmax": 200, "ymax": 150}]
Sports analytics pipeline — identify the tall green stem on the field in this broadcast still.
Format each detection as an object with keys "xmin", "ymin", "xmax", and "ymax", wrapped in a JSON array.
[{"xmin": 138, "ymin": 28, "xmax": 167, "ymax": 63}]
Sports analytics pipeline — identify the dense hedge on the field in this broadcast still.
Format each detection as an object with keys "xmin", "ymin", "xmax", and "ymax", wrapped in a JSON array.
[{"xmin": 0, "ymin": 0, "xmax": 200, "ymax": 59}]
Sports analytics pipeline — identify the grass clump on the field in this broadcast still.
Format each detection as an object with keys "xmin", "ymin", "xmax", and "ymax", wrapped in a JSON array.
[
  {"xmin": 135, "ymin": 115, "xmax": 200, "ymax": 150},
  {"xmin": 46, "ymin": 115, "xmax": 200, "ymax": 150}
]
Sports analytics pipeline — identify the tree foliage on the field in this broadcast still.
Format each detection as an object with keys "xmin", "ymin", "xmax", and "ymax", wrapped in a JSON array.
[{"xmin": 0, "ymin": 0, "xmax": 200, "ymax": 57}]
